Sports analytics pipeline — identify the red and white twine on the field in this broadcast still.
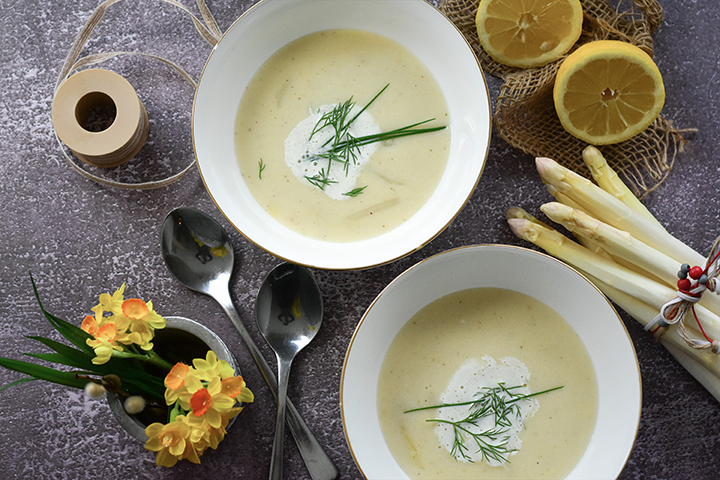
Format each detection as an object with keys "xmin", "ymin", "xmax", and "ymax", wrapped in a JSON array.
[{"xmin": 645, "ymin": 237, "xmax": 720, "ymax": 354}]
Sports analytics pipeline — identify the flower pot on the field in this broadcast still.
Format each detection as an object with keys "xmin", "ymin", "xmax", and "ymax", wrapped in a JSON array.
[{"xmin": 107, "ymin": 316, "xmax": 240, "ymax": 442}]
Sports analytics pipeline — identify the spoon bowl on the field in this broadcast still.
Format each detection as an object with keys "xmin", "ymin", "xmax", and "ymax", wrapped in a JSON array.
[
  {"xmin": 256, "ymin": 262, "xmax": 324, "ymax": 479},
  {"xmin": 161, "ymin": 207, "xmax": 234, "ymax": 293},
  {"xmin": 255, "ymin": 263, "xmax": 324, "ymax": 357}
]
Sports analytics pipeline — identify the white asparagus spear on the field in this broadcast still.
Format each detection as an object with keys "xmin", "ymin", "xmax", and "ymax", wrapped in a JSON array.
[
  {"xmin": 510, "ymin": 157, "xmax": 720, "ymax": 402},
  {"xmin": 583, "ymin": 271, "xmax": 720, "ymax": 402},
  {"xmin": 507, "ymin": 209, "xmax": 720, "ymax": 343},
  {"xmin": 581, "ymin": 145, "xmax": 665, "ymax": 228},
  {"xmin": 504, "ymin": 206, "xmax": 552, "ymax": 228},
  {"xmin": 506, "ymin": 205, "xmax": 616, "ymax": 261},
  {"xmin": 507, "ymin": 217, "xmax": 720, "ymax": 341},
  {"xmin": 507, "ymin": 207, "xmax": 715, "ymax": 351},
  {"xmin": 541, "ymin": 202, "xmax": 677, "ymax": 287},
  {"xmin": 544, "ymin": 187, "xmax": 672, "ymax": 278},
  {"xmin": 541, "ymin": 201, "xmax": 720, "ymax": 318},
  {"xmin": 536, "ymin": 157, "xmax": 704, "ymax": 267},
  {"xmin": 542, "ymin": 184, "xmax": 661, "ymax": 273}
]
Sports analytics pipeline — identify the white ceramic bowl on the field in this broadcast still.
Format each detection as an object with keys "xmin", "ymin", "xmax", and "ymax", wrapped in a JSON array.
[
  {"xmin": 341, "ymin": 245, "xmax": 641, "ymax": 479},
  {"xmin": 193, "ymin": 0, "xmax": 491, "ymax": 270}
]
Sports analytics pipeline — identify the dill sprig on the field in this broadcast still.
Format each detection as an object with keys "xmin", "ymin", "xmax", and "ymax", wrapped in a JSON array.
[
  {"xmin": 305, "ymin": 167, "xmax": 337, "ymax": 190},
  {"xmin": 343, "ymin": 186, "xmax": 367, "ymax": 197},
  {"xmin": 404, "ymin": 384, "xmax": 563, "ymax": 464},
  {"xmin": 304, "ymin": 84, "xmax": 446, "ymax": 193}
]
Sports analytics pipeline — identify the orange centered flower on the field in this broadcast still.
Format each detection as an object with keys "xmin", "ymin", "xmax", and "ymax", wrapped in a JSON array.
[
  {"xmin": 95, "ymin": 323, "xmax": 117, "ymax": 342},
  {"xmin": 190, "ymin": 388, "xmax": 213, "ymax": 416},
  {"xmin": 161, "ymin": 431, "xmax": 182, "ymax": 448},
  {"xmin": 80, "ymin": 315, "xmax": 98, "ymax": 335},
  {"xmin": 220, "ymin": 376, "xmax": 244, "ymax": 398},
  {"xmin": 166, "ymin": 363, "xmax": 191, "ymax": 390},
  {"xmin": 122, "ymin": 298, "xmax": 150, "ymax": 320}
]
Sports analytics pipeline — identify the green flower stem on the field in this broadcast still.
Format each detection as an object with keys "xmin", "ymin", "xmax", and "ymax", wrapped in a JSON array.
[
  {"xmin": 168, "ymin": 401, "xmax": 184, "ymax": 423},
  {"xmin": 146, "ymin": 350, "xmax": 174, "ymax": 372},
  {"xmin": 112, "ymin": 350, "xmax": 174, "ymax": 372}
]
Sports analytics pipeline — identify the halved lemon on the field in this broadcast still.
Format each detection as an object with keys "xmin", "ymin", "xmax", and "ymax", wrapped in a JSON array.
[
  {"xmin": 553, "ymin": 40, "xmax": 665, "ymax": 145},
  {"xmin": 475, "ymin": 0, "xmax": 584, "ymax": 68}
]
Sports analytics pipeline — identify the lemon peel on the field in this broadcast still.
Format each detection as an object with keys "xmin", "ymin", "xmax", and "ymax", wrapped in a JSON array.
[
  {"xmin": 476, "ymin": 0, "xmax": 584, "ymax": 68},
  {"xmin": 553, "ymin": 40, "xmax": 665, "ymax": 145}
]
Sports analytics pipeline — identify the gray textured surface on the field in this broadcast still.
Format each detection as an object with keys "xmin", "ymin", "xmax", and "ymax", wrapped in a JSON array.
[{"xmin": 1, "ymin": 0, "xmax": 719, "ymax": 478}]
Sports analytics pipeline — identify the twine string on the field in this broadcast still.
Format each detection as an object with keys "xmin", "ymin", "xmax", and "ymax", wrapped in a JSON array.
[
  {"xmin": 54, "ymin": 0, "xmax": 223, "ymax": 190},
  {"xmin": 645, "ymin": 236, "xmax": 720, "ymax": 354}
]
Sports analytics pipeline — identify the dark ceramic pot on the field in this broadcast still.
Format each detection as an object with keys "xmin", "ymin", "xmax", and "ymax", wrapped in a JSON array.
[{"xmin": 107, "ymin": 316, "xmax": 239, "ymax": 442}]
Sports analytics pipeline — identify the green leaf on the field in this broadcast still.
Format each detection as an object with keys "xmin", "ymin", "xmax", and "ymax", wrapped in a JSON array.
[
  {"xmin": 120, "ymin": 377, "xmax": 166, "ymax": 401},
  {"xmin": 25, "ymin": 352, "xmax": 82, "ymax": 365},
  {"xmin": 26, "ymin": 336, "xmax": 159, "ymax": 380},
  {"xmin": 22, "ymin": 352, "xmax": 166, "ymax": 398},
  {"xmin": 18, "ymin": 276, "xmax": 167, "ymax": 401},
  {"xmin": 30, "ymin": 275, "xmax": 94, "ymax": 354},
  {"xmin": 0, "ymin": 377, "xmax": 38, "ymax": 391},
  {"xmin": 1, "ymin": 353, "xmax": 165, "ymax": 399},
  {"xmin": 27, "ymin": 336, "xmax": 94, "ymax": 365},
  {"xmin": 0, "ymin": 356, "xmax": 88, "ymax": 389}
]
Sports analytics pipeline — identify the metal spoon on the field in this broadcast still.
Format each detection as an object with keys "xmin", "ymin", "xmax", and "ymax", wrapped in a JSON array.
[
  {"xmin": 160, "ymin": 207, "xmax": 337, "ymax": 480},
  {"xmin": 255, "ymin": 262, "xmax": 324, "ymax": 480}
]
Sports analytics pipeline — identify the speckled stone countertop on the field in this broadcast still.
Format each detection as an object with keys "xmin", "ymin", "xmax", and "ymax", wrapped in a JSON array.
[{"xmin": 1, "ymin": 0, "xmax": 719, "ymax": 478}]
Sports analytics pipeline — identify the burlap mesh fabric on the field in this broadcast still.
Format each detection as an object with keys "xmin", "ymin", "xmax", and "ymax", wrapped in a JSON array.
[{"xmin": 439, "ymin": 0, "xmax": 691, "ymax": 198}]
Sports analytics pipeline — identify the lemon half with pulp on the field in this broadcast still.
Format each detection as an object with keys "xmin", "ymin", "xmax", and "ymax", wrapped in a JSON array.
[
  {"xmin": 553, "ymin": 40, "xmax": 665, "ymax": 145},
  {"xmin": 476, "ymin": 0, "xmax": 584, "ymax": 68}
]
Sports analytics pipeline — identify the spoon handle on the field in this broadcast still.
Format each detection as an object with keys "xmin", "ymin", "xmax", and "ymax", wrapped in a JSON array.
[
  {"xmin": 270, "ymin": 354, "xmax": 293, "ymax": 480},
  {"xmin": 212, "ymin": 286, "xmax": 339, "ymax": 480}
]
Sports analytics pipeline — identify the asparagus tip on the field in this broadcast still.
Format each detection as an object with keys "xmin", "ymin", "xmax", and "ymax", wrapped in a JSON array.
[
  {"xmin": 540, "ymin": 201, "xmax": 571, "ymax": 219},
  {"xmin": 507, "ymin": 217, "xmax": 535, "ymax": 241},
  {"xmin": 535, "ymin": 156, "xmax": 554, "ymax": 170},
  {"xmin": 505, "ymin": 207, "xmax": 529, "ymax": 221},
  {"xmin": 535, "ymin": 157, "xmax": 566, "ymax": 185},
  {"xmin": 581, "ymin": 145, "xmax": 602, "ymax": 161}
]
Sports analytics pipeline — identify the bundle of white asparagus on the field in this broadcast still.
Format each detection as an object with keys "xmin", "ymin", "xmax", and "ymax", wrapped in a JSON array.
[{"xmin": 507, "ymin": 146, "xmax": 720, "ymax": 402}]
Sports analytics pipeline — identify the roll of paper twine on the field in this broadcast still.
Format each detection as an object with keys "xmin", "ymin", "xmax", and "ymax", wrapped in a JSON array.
[
  {"xmin": 52, "ymin": 68, "xmax": 149, "ymax": 168},
  {"xmin": 53, "ymin": 0, "xmax": 224, "ymax": 189}
]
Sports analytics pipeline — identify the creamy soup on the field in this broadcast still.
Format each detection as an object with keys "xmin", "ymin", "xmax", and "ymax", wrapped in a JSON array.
[
  {"xmin": 377, "ymin": 288, "xmax": 598, "ymax": 480},
  {"xmin": 234, "ymin": 29, "xmax": 450, "ymax": 242}
]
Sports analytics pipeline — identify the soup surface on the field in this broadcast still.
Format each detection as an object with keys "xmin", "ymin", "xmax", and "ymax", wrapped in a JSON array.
[
  {"xmin": 234, "ymin": 29, "xmax": 450, "ymax": 242},
  {"xmin": 377, "ymin": 288, "xmax": 599, "ymax": 479}
]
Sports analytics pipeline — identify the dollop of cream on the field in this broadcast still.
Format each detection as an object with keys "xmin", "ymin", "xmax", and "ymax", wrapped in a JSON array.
[
  {"xmin": 285, "ymin": 104, "xmax": 380, "ymax": 200},
  {"xmin": 435, "ymin": 355, "xmax": 539, "ymax": 466}
]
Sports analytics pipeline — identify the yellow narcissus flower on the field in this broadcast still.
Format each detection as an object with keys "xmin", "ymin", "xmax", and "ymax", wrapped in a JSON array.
[
  {"xmin": 169, "ymin": 366, "xmax": 202, "ymax": 410},
  {"xmin": 164, "ymin": 358, "xmax": 253, "ymax": 412},
  {"xmin": 91, "ymin": 283, "xmax": 125, "ymax": 317},
  {"xmin": 192, "ymin": 350, "xmax": 235, "ymax": 381},
  {"xmin": 221, "ymin": 375, "xmax": 254, "ymax": 404},
  {"xmin": 14, "ymin": 279, "xmax": 254, "ymax": 468},
  {"xmin": 188, "ymin": 377, "xmax": 237, "ymax": 428},
  {"xmin": 145, "ymin": 409, "xmax": 245, "ymax": 467},
  {"xmin": 166, "ymin": 362, "xmax": 191, "ymax": 390},
  {"xmin": 184, "ymin": 414, "xmax": 224, "ymax": 452},
  {"xmin": 164, "ymin": 362, "xmax": 197, "ymax": 406},
  {"xmin": 82, "ymin": 285, "xmax": 169, "ymax": 364},
  {"xmin": 145, "ymin": 416, "xmax": 200, "ymax": 467},
  {"xmin": 80, "ymin": 315, "xmax": 98, "ymax": 336},
  {"xmin": 81, "ymin": 317, "xmax": 123, "ymax": 365},
  {"xmin": 114, "ymin": 298, "xmax": 167, "ymax": 350}
]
